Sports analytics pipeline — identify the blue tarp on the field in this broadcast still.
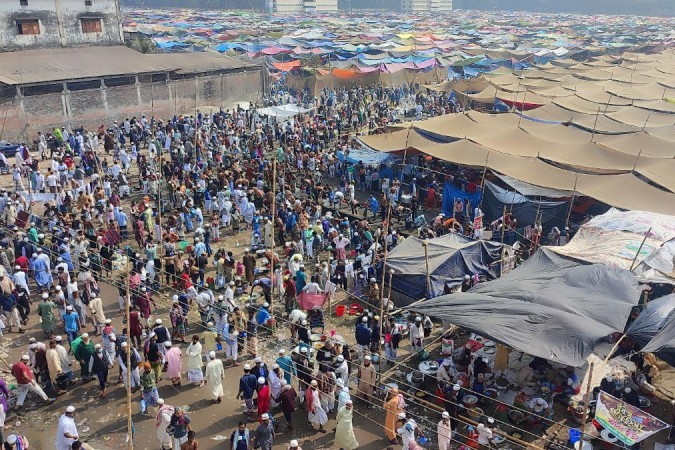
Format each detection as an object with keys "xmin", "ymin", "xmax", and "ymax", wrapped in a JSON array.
[
  {"xmin": 338, "ymin": 147, "xmax": 394, "ymax": 166},
  {"xmin": 442, "ymin": 182, "xmax": 482, "ymax": 218}
]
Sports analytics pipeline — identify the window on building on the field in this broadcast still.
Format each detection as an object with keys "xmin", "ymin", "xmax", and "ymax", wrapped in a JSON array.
[
  {"xmin": 84, "ymin": 0, "xmax": 92, "ymax": 5},
  {"xmin": 81, "ymin": 18, "xmax": 102, "ymax": 33},
  {"xmin": 20, "ymin": 0, "xmax": 28, "ymax": 6},
  {"xmin": 16, "ymin": 19, "xmax": 40, "ymax": 35}
]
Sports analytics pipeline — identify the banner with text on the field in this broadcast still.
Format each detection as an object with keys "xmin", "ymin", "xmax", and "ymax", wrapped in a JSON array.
[{"xmin": 595, "ymin": 391, "xmax": 669, "ymax": 446}]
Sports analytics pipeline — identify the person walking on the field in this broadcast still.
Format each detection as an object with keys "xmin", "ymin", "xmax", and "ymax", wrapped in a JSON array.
[
  {"xmin": 88, "ymin": 344, "xmax": 113, "ymax": 398},
  {"xmin": 37, "ymin": 292, "xmax": 57, "ymax": 337},
  {"xmin": 334, "ymin": 400, "xmax": 359, "ymax": 450},
  {"xmin": 437, "ymin": 411, "xmax": 453, "ymax": 450},
  {"xmin": 164, "ymin": 341, "xmax": 182, "ymax": 387},
  {"xmin": 11, "ymin": 354, "xmax": 54, "ymax": 408},
  {"xmin": 186, "ymin": 335, "xmax": 204, "ymax": 386},
  {"xmin": 252, "ymin": 413, "xmax": 275, "ymax": 450},
  {"xmin": 55, "ymin": 405, "xmax": 79, "ymax": 450},
  {"xmin": 306, "ymin": 380, "xmax": 328, "ymax": 433},
  {"xmin": 140, "ymin": 362, "xmax": 160, "ymax": 414},
  {"xmin": 180, "ymin": 431, "xmax": 198, "ymax": 450},
  {"xmin": 155, "ymin": 398, "xmax": 175, "ymax": 450},
  {"xmin": 169, "ymin": 407, "xmax": 192, "ymax": 450},
  {"xmin": 275, "ymin": 382, "xmax": 297, "ymax": 431},
  {"xmin": 204, "ymin": 351, "xmax": 224, "ymax": 404},
  {"xmin": 118, "ymin": 341, "xmax": 141, "ymax": 391},
  {"xmin": 237, "ymin": 364, "xmax": 258, "ymax": 419},
  {"xmin": 229, "ymin": 421, "xmax": 251, "ymax": 450},
  {"xmin": 357, "ymin": 355, "xmax": 376, "ymax": 407},
  {"xmin": 256, "ymin": 377, "xmax": 271, "ymax": 422},
  {"xmin": 384, "ymin": 387, "xmax": 406, "ymax": 444}
]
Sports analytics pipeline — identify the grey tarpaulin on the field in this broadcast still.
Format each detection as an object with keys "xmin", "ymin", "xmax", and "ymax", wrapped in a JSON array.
[
  {"xmin": 627, "ymin": 294, "xmax": 675, "ymax": 348},
  {"xmin": 641, "ymin": 299, "xmax": 675, "ymax": 367},
  {"xmin": 385, "ymin": 234, "xmax": 504, "ymax": 304},
  {"xmin": 482, "ymin": 181, "xmax": 568, "ymax": 233},
  {"xmin": 408, "ymin": 248, "xmax": 640, "ymax": 367}
]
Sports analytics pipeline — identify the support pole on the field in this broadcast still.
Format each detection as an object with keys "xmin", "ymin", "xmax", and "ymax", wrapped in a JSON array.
[
  {"xmin": 577, "ymin": 362, "xmax": 595, "ymax": 449},
  {"xmin": 385, "ymin": 269, "xmax": 394, "ymax": 325},
  {"xmin": 270, "ymin": 160, "xmax": 277, "ymax": 308},
  {"xmin": 422, "ymin": 240, "xmax": 430, "ymax": 298},
  {"xmin": 378, "ymin": 201, "xmax": 393, "ymax": 351},
  {"xmin": 500, "ymin": 205, "xmax": 507, "ymax": 243},
  {"xmin": 564, "ymin": 175, "xmax": 578, "ymax": 230},
  {"xmin": 629, "ymin": 227, "xmax": 652, "ymax": 271},
  {"xmin": 125, "ymin": 257, "xmax": 133, "ymax": 450}
]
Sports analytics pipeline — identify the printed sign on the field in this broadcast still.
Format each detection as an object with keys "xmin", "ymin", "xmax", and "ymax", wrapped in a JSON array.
[{"xmin": 595, "ymin": 391, "xmax": 669, "ymax": 446}]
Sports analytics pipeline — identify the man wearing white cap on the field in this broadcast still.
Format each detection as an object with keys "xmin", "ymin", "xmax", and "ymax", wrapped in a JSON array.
[
  {"xmin": 437, "ymin": 411, "xmax": 453, "ymax": 450},
  {"xmin": 88, "ymin": 296, "xmax": 106, "ymax": 335},
  {"xmin": 357, "ymin": 355, "xmax": 376, "ymax": 407},
  {"xmin": 89, "ymin": 343, "xmax": 113, "ymax": 398},
  {"xmin": 117, "ymin": 341, "xmax": 141, "ymax": 391},
  {"xmin": 37, "ymin": 291, "xmax": 57, "ymax": 337},
  {"xmin": 204, "ymin": 351, "xmax": 224, "ymax": 403},
  {"xmin": 252, "ymin": 413, "xmax": 275, "ymax": 450},
  {"xmin": 306, "ymin": 380, "xmax": 328, "ymax": 433},
  {"xmin": 287, "ymin": 439, "xmax": 302, "ymax": 450},
  {"xmin": 56, "ymin": 406, "xmax": 78, "ymax": 450},
  {"xmin": 476, "ymin": 422, "xmax": 495, "ymax": 448},
  {"xmin": 398, "ymin": 418, "xmax": 425, "ymax": 450},
  {"xmin": 335, "ymin": 399, "xmax": 358, "ymax": 450},
  {"xmin": 5, "ymin": 434, "xmax": 29, "ymax": 449},
  {"xmin": 12, "ymin": 354, "xmax": 53, "ymax": 407},
  {"xmin": 54, "ymin": 336, "xmax": 73, "ymax": 383},
  {"xmin": 155, "ymin": 398, "xmax": 174, "ymax": 450}
]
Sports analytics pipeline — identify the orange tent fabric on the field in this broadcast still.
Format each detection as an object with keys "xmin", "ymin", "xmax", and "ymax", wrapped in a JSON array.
[{"xmin": 272, "ymin": 60, "xmax": 301, "ymax": 72}]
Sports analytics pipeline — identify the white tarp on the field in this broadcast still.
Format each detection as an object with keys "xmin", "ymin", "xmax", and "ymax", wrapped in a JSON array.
[
  {"xmin": 256, "ymin": 104, "xmax": 313, "ymax": 117},
  {"xmin": 551, "ymin": 208, "xmax": 675, "ymax": 284}
]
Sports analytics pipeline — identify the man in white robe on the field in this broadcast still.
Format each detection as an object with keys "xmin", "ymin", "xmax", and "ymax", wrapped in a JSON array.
[
  {"xmin": 334, "ymin": 400, "xmax": 358, "ymax": 450},
  {"xmin": 186, "ymin": 336, "xmax": 204, "ymax": 386},
  {"xmin": 305, "ymin": 380, "xmax": 327, "ymax": 433},
  {"xmin": 155, "ymin": 398, "xmax": 174, "ymax": 450},
  {"xmin": 204, "ymin": 351, "xmax": 224, "ymax": 403}
]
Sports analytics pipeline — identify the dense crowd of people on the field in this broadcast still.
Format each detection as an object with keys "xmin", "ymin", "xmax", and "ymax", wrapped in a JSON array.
[{"xmin": 0, "ymin": 81, "xmax": 581, "ymax": 450}]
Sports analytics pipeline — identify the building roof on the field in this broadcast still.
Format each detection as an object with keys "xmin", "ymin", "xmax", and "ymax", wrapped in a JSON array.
[{"xmin": 0, "ymin": 46, "xmax": 259, "ymax": 86}]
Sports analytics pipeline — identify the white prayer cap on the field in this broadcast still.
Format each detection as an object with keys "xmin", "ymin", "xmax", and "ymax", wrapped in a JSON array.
[
  {"xmin": 66, "ymin": 405, "xmax": 76, "ymax": 413},
  {"xmin": 209, "ymin": 351, "xmax": 216, "ymax": 359},
  {"xmin": 258, "ymin": 377, "xmax": 266, "ymax": 385},
  {"xmin": 164, "ymin": 341, "xmax": 172, "ymax": 347},
  {"xmin": 157, "ymin": 398, "xmax": 165, "ymax": 405},
  {"xmin": 42, "ymin": 293, "xmax": 49, "ymax": 299},
  {"xmin": 442, "ymin": 411, "xmax": 450, "ymax": 419}
]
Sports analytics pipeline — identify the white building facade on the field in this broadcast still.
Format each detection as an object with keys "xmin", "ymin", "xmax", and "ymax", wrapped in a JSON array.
[
  {"xmin": 401, "ymin": 0, "xmax": 452, "ymax": 12},
  {"xmin": 273, "ymin": 0, "xmax": 338, "ymax": 13},
  {"xmin": 0, "ymin": 0, "xmax": 123, "ymax": 52}
]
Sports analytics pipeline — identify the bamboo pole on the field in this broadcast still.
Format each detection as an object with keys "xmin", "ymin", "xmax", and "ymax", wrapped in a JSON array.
[
  {"xmin": 477, "ymin": 153, "xmax": 489, "ymax": 211},
  {"xmin": 500, "ymin": 205, "xmax": 507, "ymax": 243},
  {"xmin": 630, "ymin": 227, "xmax": 652, "ymax": 271},
  {"xmin": 564, "ymin": 175, "xmax": 578, "ymax": 230},
  {"xmin": 378, "ymin": 201, "xmax": 393, "ymax": 351},
  {"xmin": 577, "ymin": 362, "xmax": 595, "ymax": 449},
  {"xmin": 270, "ymin": 160, "xmax": 277, "ymax": 308},
  {"xmin": 125, "ymin": 257, "xmax": 133, "ymax": 450},
  {"xmin": 385, "ymin": 269, "xmax": 394, "ymax": 325},
  {"xmin": 422, "ymin": 240, "xmax": 430, "ymax": 298}
]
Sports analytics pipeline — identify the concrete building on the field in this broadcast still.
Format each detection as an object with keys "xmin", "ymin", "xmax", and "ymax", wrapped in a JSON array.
[
  {"xmin": 401, "ymin": 0, "xmax": 452, "ymax": 12},
  {"xmin": 0, "ymin": 0, "xmax": 124, "ymax": 52},
  {"xmin": 0, "ymin": 1, "xmax": 263, "ymax": 141},
  {"xmin": 0, "ymin": 47, "xmax": 263, "ymax": 141},
  {"xmin": 273, "ymin": 0, "xmax": 338, "ymax": 13}
]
